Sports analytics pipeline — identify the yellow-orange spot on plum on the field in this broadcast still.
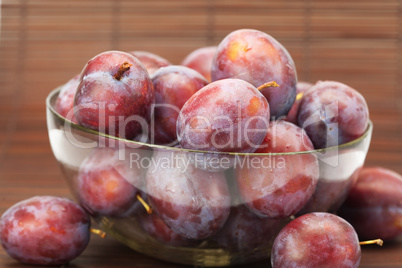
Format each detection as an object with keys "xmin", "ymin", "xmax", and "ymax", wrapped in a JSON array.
[
  {"xmin": 247, "ymin": 97, "xmax": 261, "ymax": 116},
  {"xmin": 105, "ymin": 179, "xmax": 119, "ymax": 195},
  {"xmin": 262, "ymin": 41, "xmax": 279, "ymax": 63},
  {"xmin": 323, "ymin": 222, "xmax": 333, "ymax": 232},
  {"xmin": 190, "ymin": 118, "xmax": 199, "ymax": 128},
  {"xmin": 227, "ymin": 41, "xmax": 251, "ymax": 61},
  {"xmin": 394, "ymin": 216, "xmax": 402, "ymax": 228},
  {"xmin": 49, "ymin": 226, "xmax": 66, "ymax": 235}
]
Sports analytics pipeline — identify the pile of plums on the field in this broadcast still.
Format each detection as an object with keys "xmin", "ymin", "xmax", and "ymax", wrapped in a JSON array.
[{"xmin": 1, "ymin": 28, "xmax": 401, "ymax": 267}]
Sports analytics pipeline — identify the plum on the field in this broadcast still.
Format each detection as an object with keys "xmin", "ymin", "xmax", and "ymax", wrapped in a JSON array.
[
  {"xmin": 236, "ymin": 120, "xmax": 319, "ymax": 218},
  {"xmin": 74, "ymin": 50, "xmax": 154, "ymax": 140},
  {"xmin": 211, "ymin": 29, "xmax": 297, "ymax": 118},
  {"xmin": 54, "ymin": 74, "xmax": 80, "ymax": 123},
  {"xmin": 146, "ymin": 149, "xmax": 231, "ymax": 240},
  {"xmin": 176, "ymin": 78, "xmax": 270, "ymax": 154},
  {"xmin": 149, "ymin": 65, "xmax": 208, "ymax": 145},
  {"xmin": 285, "ymin": 81, "xmax": 313, "ymax": 124},
  {"xmin": 0, "ymin": 196, "xmax": 90, "ymax": 266},
  {"xmin": 338, "ymin": 167, "xmax": 402, "ymax": 241},
  {"xmin": 77, "ymin": 147, "xmax": 143, "ymax": 217},
  {"xmin": 211, "ymin": 205, "xmax": 281, "ymax": 251},
  {"xmin": 181, "ymin": 46, "xmax": 217, "ymax": 82},
  {"xmin": 297, "ymin": 81, "xmax": 369, "ymax": 149},
  {"xmin": 139, "ymin": 212, "xmax": 196, "ymax": 247},
  {"xmin": 271, "ymin": 212, "xmax": 361, "ymax": 268},
  {"xmin": 130, "ymin": 50, "xmax": 171, "ymax": 76}
]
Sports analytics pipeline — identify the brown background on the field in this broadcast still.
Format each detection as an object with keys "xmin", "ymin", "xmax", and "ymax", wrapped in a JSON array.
[{"xmin": 0, "ymin": 0, "xmax": 401, "ymax": 267}]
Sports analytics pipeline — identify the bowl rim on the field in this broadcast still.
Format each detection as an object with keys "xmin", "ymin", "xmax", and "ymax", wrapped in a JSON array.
[{"xmin": 46, "ymin": 86, "xmax": 373, "ymax": 156}]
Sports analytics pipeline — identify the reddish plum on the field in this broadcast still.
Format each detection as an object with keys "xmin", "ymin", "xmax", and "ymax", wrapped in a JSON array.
[
  {"xmin": 211, "ymin": 205, "xmax": 281, "ymax": 251},
  {"xmin": 150, "ymin": 65, "xmax": 208, "ymax": 145},
  {"xmin": 54, "ymin": 74, "xmax": 80, "ymax": 123},
  {"xmin": 211, "ymin": 29, "xmax": 297, "ymax": 118},
  {"xmin": 0, "ymin": 196, "xmax": 90, "ymax": 266},
  {"xmin": 285, "ymin": 81, "xmax": 313, "ymax": 124},
  {"xmin": 298, "ymin": 167, "xmax": 361, "ymax": 215},
  {"xmin": 177, "ymin": 78, "xmax": 270, "ymax": 153},
  {"xmin": 338, "ymin": 167, "xmax": 402, "ymax": 240},
  {"xmin": 181, "ymin": 46, "xmax": 217, "ymax": 82},
  {"xmin": 236, "ymin": 120, "xmax": 319, "ymax": 218},
  {"xmin": 77, "ymin": 147, "xmax": 142, "ymax": 217},
  {"xmin": 297, "ymin": 81, "xmax": 369, "ymax": 149},
  {"xmin": 139, "ymin": 212, "xmax": 196, "ymax": 247},
  {"xmin": 271, "ymin": 212, "xmax": 361, "ymax": 268},
  {"xmin": 130, "ymin": 50, "xmax": 171, "ymax": 76},
  {"xmin": 146, "ymin": 150, "xmax": 231, "ymax": 240},
  {"xmin": 74, "ymin": 51, "xmax": 154, "ymax": 140}
]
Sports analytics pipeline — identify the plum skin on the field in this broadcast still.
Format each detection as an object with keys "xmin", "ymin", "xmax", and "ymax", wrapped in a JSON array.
[
  {"xmin": 74, "ymin": 50, "xmax": 154, "ymax": 140},
  {"xmin": 146, "ymin": 150, "xmax": 231, "ymax": 240},
  {"xmin": 54, "ymin": 74, "xmax": 80, "ymax": 123},
  {"xmin": 271, "ymin": 212, "xmax": 361, "ymax": 268},
  {"xmin": 77, "ymin": 147, "xmax": 142, "ymax": 217},
  {"xmin": 177, "ymin": 78, "xmax": 270, "ymax": 153},
  {"xmin": 297, "ymin": 80, "xmax": 369, "ymax": 149},
  {"xmin": 139, "ymin": 212, "xmax": 196, "ymax": 247},
  {"xmin": 129, "ymin": 50, "xmax": 171, "ymax": 76},
  {"xmin": 150, "ymin": 65, "xmax": 209, "ymax": 145},
  {"xmin": 236, "ymin": 120, "xmax": 319, "ymax": 218},
  {"xmin": 211, "ymin": 29, "xmax": 297, "ymax": 118},
  {"xmin": 285, "ymin": 81, "xmax": 313, "ymax": 124},
  {"xmin": 338, "ymin": 167, "xmax": 402, "ymax": 241},
  {"xmin": 297, "ymin": 167, "xmax": 361, "ymax": 215},
  {"xmin": 0, "ymin": 196, "xmax": 90, "ymax": 266},
  {"xmin": 211, "ymin": 205, "xmax": 281, "ymax": 251},
  {"xmin": 181, "ymin": 46, "xmax": 217, "ymax": 82}
]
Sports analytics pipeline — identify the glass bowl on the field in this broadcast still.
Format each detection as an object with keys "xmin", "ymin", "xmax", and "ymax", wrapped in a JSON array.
[{"xmin": 46, "ymin": 86, "xmax": 373, "ymax": 266}]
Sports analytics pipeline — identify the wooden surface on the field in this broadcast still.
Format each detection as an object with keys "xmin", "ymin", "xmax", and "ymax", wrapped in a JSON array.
[{"xmin": 0, "ymin": 0, "xmax": 401, "ymax": 267}]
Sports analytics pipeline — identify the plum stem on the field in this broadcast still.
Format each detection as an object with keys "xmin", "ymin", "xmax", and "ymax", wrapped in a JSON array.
[
  {"xmin": 296, "ymin": 92, "xmax": 304, "ymax": 101},
  {"xmin": 257, "ymin": 81, "xmax": 279, "ymax": 91},
  {"xmin": 90, "ymin": 228, "xmax": 106, "ymax": 238},
  {"xmin": 137, "ymin": 194, "xmax": 152, "ymax": 214},
  {"xmin": 359, "ymin": 239, "xmax": 383, "ymax": 246},
  {"xmin": 113, "ymin": 62, "xmax": 133, "ymax": 81}
]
